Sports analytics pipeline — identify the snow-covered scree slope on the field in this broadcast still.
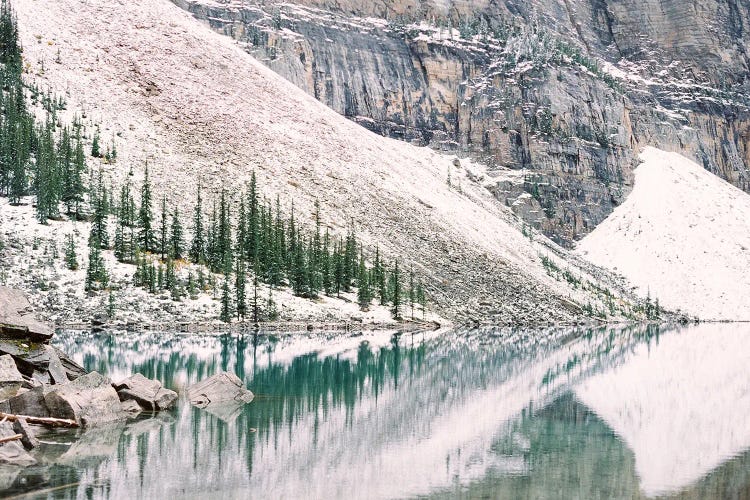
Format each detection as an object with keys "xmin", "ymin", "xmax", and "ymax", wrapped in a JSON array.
[
  {"xmin": 6, "ymin": 0, "xmax": 631, "ymax": 324},
  {"xmin": 579, "ymin": 147, "xmax": 750, "ymax": 321}
]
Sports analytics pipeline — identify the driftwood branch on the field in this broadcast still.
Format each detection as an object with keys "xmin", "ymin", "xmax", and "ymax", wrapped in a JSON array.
[
  {"xmin": 0, "ymin": 433, "xmax": 23, "ymax": 444},
  {"xmin": 0, "ymin": 412, "xmax": 79, "ymax": 428}
]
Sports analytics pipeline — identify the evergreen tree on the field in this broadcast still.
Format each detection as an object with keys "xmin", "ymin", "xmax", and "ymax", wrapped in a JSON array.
[
  {"xmin": 389, "ymin": 260, "xmax": 402, "ymax": 320},
  {"xmin": 245, "ymin": 172, "xmax": 259, "ymax": 266},
  {"xmin": 197, "ymin": 266, "xmax": 206, "ymax": 292},
  {"xmin": 342, "ymin": 225, "xmax": 357, "ymax": 291},
  {"xmin": 321, "ymin": 230, "xmax": 333, "ymax": 295},
  {"xmin": 333, "ymin": 239, "xmax": 344, "ymax": 297},
  {"xmin": 64, "ymin": 233, "xmax": 78, "ymax": 270},
  {"xmin": 357, "ymin": 252, "xmax": 371, "ymax": 311},
  {"xmin": 187, "ymin": 270, "xmax": 197, "ymax": 299},
  {"xmin": 190, "ymin": 183, "xmax": 205, "ymax": 264},
  {"xmin": 114, "ymin": 170, "xmax": 137, "ymax": 263},
  {"xmin": 374, "ymin": 247, "xmax": 388, "ymax": 305},
  {"xmin": 159, "ymin": 195, "xmax": 168, "ymax": 260},
  {"xmin": 170, "ymin": 207, "xmax": 184, "ymax": 260},
  {"xmin": 0, "ymin": 0, "xmax": 22, "ymax": 83},
  {"xmin": 90, "ymin": 169, "xmax": 109, "ymax": 248},
  {"xmin": 107, "ymin": 291, "xmax": 116, "ymax": 319},
  {"xmin": 61, "ymin": 131, "xmax": 86, "ymax": 219},
  {"xmin": 138, "ymin": 164, "xmax": 155, "ymax": 253},
  {"xmin": 165, "ymin": 256, "xmax": 176, "ymax": 290},
  {"xmin": 91, "ymin": 129, "xmax": 101, "ymax": 158},
  {"xmin": 251, "ymin": 274, "xmax": 260, "ymax": 323},
  {"xmin": 235, "ymin": 257, "xmax": 247, "ymax": 321},
  {"xmin": 217, "ymin": 189, "xmax": 232, "ymax": 274},
  {"xmin": 147, "ymin": 263, "xmax": 157, "ymax": 294},
  {"xmin": 85, "ymin": 232, "xmax": 108, "ymax": 292},
  {"xmin": 220, "ymin": 272, "xmax": 232, "ymax": 323},
  {"xmin": 34, "ymin": 121, "xmax": 61, "ymax": 223}
]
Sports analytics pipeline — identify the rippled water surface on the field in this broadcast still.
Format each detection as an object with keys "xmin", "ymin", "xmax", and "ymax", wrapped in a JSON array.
[{"xmin": 4, "ymin": 323, "xmax": 750, "ymax": 499}]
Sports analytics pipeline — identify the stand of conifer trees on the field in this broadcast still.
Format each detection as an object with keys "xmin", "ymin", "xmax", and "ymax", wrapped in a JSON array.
[
  {"xmin": 0, "ymin": 0, "xmax": 428, "ymax": 323},
  {"xmin": 120, "ymin": 169, "xmax": 428, "ymax": 322},
  {"xmin": 0, "ymin": 0, "xmax": 87, "ymax": 223}
]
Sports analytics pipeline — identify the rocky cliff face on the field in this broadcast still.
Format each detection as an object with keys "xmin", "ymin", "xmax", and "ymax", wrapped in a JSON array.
[{"xmin": 173, "ymin": 0, "xmax": 750, "ymax": 246}]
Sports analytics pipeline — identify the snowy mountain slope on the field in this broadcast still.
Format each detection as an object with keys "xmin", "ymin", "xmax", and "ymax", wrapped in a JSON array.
[
  {"xmin": 578, "ymin": 147, "xmax": 750, "ymax": 321},
  {"xmin": 5, "ymin": 0, "xmax": 635, "ymax": 324},
  {"xmin": 576, "ymin": 324, "xmax": 750, "ymax": 496}
]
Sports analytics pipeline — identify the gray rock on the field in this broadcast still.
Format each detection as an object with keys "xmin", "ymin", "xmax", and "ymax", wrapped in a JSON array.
[
  {"xmin": 44, "ymin": 372, "xmax": 125, "ymax": 427},
  {"xmin": 8, "ymin": 385, "xmax": 53, "ymax": 418},
  {"xmin": 0, "ymin": 354, "xmax": 23, "ymax": 400},
  {"xmin": 114, "ymin": 373, "xmax": 161, "ymax": 395},
  {"xmin": 0, "ymin": 286, "xmax": 53, "ymax": 342},
  {"xmin": 0, "ymin": 466, "xmax": 20, "ymax": 491},
  {"xmin": 12, "ymin": 418, "xmax": 39, "ymax": 450},
  {"xmin": 115, "ymin": 373, "xmax": 178, "ymax": 411},
  {"xmin": 52, "ymin": 348, "xmax": 87, "ymax": 381},
  {"xmin": 0, "ymin": 342, "xmax": 68, "ymax": 384},
  {"xmin": 186, "ymin": 372, "xmax": 254, "ymax": 409},
  {"xmin": 45, "ymin": 348, "xmax": 68, "ymax": 385},
  {"xmin": 153, "ymin": 387, "xmax": 178, "ymax": 411},
  {"xmin": 120, "ymin": 399, "xmax": 143, "ymax": 415},
  {"xmin": 6, "ymin": 371, "xmax": 127, "ymax": 426},
  {"xmin": 0, "ymin": 422, "xmax": 36, "ymax": 467}
]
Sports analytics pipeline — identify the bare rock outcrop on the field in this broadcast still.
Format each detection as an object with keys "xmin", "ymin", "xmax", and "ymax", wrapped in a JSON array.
[
  {"xmin": 0, "ymin": 287, "xmax": 53, "ymax": 343},
  {"xmin": 176, "ymin": 0, "xmax": 750, "ymax": 246}
]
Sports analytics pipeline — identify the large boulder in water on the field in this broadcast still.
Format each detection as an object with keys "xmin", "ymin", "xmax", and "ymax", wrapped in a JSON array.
[
  {"xmin": 0, "ymin": 287, "xmax": 53, "ymax": 343},
  {"xmin": 8, "ymin": 372, "xmax": 125, "ymax": 427},
  {"xmin": 186, "ymin": 372, "xmax": 254, "ymax": 408},
  {"xmin": 45, "ymin": 372, "xmax": 126, "ymax": 427},
  {"xmin": 114, "ymin": 373, "xmax": 177, "ymax": 411}
]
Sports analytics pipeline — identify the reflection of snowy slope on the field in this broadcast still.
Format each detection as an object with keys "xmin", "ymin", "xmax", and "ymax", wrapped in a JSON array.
[
  {"xmin": 54, "ymin": 327, "xmax": 650, "ymax": 499},
  {"xmin": 575, "ymin": 323, "xmax": 750, "ymax": 497}
]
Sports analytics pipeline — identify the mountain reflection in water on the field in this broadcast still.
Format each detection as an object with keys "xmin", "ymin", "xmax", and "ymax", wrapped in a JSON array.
[{"xmin": 1, "ymin": 324, "xmax": 748, "ymax": 499}]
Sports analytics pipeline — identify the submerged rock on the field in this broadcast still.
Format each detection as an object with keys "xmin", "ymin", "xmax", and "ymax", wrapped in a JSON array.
[
  {"xmin": 114, "ymin": 373, "xmax": 178, "ymax": 412},
  {"xmin": 186, "ymin": 372, "xmax": 254, "ymax": 409},
  {"xmin": 12, "ymin": 418, "xmax": 39, "ymax": 450},
  {"xmin": 0, "ymin": 422, "xmax": 35, "ymax": 467}
]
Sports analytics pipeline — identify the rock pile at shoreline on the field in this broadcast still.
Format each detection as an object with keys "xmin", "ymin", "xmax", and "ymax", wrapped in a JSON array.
[{"xmin": 0, "ymin": 287, "xmax": 178, "ymax": 467}]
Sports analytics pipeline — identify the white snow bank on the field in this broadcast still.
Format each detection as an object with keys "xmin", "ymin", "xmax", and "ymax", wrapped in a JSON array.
[
  {"xmin": 576, "ymin": 323, "xmax": 750, "ymax": 496},
  {"xmin": 578, "ymin": 146, "xmax": 750, "ymax": 320}
]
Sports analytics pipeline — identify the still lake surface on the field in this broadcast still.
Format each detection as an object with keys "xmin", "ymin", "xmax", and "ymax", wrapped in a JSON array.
[{"xmin": 3, "ymin": 323, "xmax": 750, "ymax": 499}]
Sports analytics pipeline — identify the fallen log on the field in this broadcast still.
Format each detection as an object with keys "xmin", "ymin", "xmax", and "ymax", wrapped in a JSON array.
[
  {"xmin": 0, "ymin": 433, "xmax": 22, "ymax": 444},
  {"xmin": 0, "ymin": 411, "xmax": 79, "ymax": 428}
]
